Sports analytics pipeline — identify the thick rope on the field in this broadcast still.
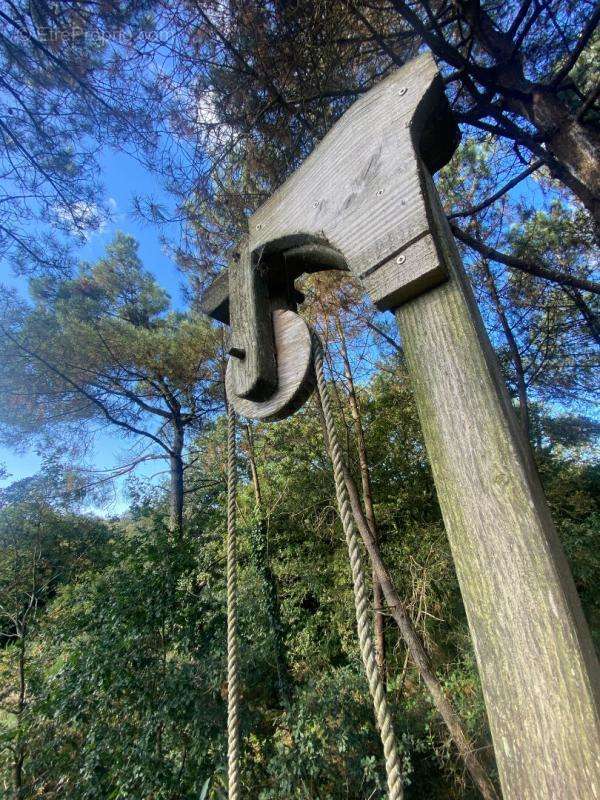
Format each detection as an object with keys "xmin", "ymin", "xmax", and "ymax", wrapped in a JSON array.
[
  {"xmin": 226, "ymin": 403, "xmax": 241, "ymax": 800},
  {"xmin": 313, "ymin": 337, "xmax": 404, "ymax": 800}
]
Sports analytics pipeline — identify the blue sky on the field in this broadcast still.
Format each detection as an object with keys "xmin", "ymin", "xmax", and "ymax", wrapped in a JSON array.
[
  {"xmin": 0, "ymin": 147, "xmax": 187, "ymax": 513},
  {"xmin": 1, "ymin": 137, "xmax": 595, "ymax": 513}
]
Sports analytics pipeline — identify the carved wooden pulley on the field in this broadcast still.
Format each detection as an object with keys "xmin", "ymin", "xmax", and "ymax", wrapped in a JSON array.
[{"xmin": 225, "ymin": 246, "xmax": 314, "ymax": 421}]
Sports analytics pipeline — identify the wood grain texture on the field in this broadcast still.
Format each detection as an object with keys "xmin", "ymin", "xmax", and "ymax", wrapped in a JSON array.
[
  {"xmin": 360, "ymin": 232, "xmax": 445, "ymax": 309},
  {"xmin": 226, "ymin": 309, "xmax": 314, "ymax": 421},
  {"xmin": 201, "ymin": 52, "xmax": 459, "ymax": 321},
  {"xmin": 201, "ymin": 49, "xmax": 600, "ymax": 799},
  {"xmin": 249, "ymin": 54, "xmax": 454, "ymax": 289},
  {"xmin": 248, "ymin": 52, "xmax": 457, "ymax": 309},
  {"xmin": 228, "ymin": 246, "xmax": 277, "ymax": 400},
  {"xmin": 201, "ymin": 243, "xmax": 346, "ymax": 325},
  {"xmin": 396, "ymin": 170, "xmax": 600, "ymax": 800}
]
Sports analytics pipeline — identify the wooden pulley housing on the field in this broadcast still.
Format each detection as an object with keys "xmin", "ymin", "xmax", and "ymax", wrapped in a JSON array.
[{"xmin": 225, "ymin": 246, "xmax": 314, "ymax": 422}]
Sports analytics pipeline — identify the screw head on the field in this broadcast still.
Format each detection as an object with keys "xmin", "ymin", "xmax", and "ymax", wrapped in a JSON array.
[
  {"xmin": 396, "ymin": 254, "xmax": 406, "ymax": 265},
  {"xmin": 228, "ymin": 345, "xmax": 246, "ymax": 360}
]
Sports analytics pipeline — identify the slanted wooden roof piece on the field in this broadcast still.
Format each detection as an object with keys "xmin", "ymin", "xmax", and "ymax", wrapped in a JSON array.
[{"xmin": 201, "ymin": 51, "xmax": 459, "ymax": 323}]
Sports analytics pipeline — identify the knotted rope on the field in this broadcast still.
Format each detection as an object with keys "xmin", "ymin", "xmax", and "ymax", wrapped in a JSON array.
[
  {"xmin": 313, "ymin": 335, "xmax": 404, "ymax": 800},
  {"xmin": 226, "ymin": 402, "xmax": 241, "ymax": 800}
]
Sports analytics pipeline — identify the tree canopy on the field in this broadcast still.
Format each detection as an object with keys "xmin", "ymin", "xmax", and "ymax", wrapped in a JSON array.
[
  {"xmin": 0, "ymin": 2, "xmax": 598, "ymax": 799},
  {"xmin": 0, "ymin": 231, "xmax": 221, "ymax": 530}
]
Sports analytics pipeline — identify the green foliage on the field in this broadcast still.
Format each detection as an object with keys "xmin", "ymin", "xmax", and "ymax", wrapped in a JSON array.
[
  {"xmin": 255, "ymin": 667, "xmax": 408, "ymax": 800},
  {"xmin": 0, "ymin": 496, "xmax": 111, "ymax": 799},
  {"xmin": 0, "ymin": 499, "xmax": 110, "ymax": 642},
  {"xmin": 22, "ymin": 518, "xmax": 224, "ymax": 799},
  {"xmin": 0, "ymin": 232, "xmax": 221, "ymax": 509},
  {"xmin": 536, "ymin": 454, "xmax": 600, "ymax": 650},
  {"xmin": 0, "ymin": 360, "xmax": 597, "ymax": 799},
  {"xmin": 31, "ymin": 232, "xmax": 171, "ymax": 327}
]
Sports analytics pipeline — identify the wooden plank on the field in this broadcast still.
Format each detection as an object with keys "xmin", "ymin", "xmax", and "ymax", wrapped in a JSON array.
[
  {"xmin": 360, "ymin": 231, "xmax": 446, "ymax": 309},
  {"xmin": 395, "ymin": 170, "xmax": 600, "ymax": 800},
  {"xmin": 201, "ymin": 271, "xmax": 229, "ymax": 323},
  {"xmin": 202, "ymin": 52, "xmax": 458, "ymax": 321},
  {"xmin": 248, "ymin": 53, "xmax": 457, "ymax": 292},
  {"xmin": 228, "ymin": 246, "xmax": 277, "ymax": 400}
]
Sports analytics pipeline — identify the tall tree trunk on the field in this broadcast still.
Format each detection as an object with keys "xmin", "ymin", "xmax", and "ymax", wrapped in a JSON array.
[
  {"xmin": 529, "ymin": 92, "xmax": 600, "ymax": 225},
  {"xmin": 460, "ymin": 0, "xmax": 600, "ymax": 223},
  {"xmin": 335, "ymin": 318, "xmax": 387, "ymax": 687},
  {"xmin": 169, "ymin": 421, "xmax": 184, "ymax": 535},
  {"xmin": 245, "ymin": 424, "xmax": 292, "ymax": 707},
  {"xmin": 479, "ymin": 260, "xmax": 531, "ymax": 441},
  {"xmin": 316, "ymin": 394, "xmax": 499, "ymax": 800}
]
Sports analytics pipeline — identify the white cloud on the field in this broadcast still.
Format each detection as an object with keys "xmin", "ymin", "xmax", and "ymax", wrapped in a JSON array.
[
  {"xmin": 197, "ymin": 89, "xmax": 219, "ymax": 127},
  {"xmin": 54, "ymin": 200, "xmax": 109, "ymax": 240}
]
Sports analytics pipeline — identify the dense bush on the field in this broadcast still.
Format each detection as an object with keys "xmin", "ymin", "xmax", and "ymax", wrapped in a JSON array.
[{"xmin": 1, "ymin": 365, "xmax": 597, "ymax": 798}]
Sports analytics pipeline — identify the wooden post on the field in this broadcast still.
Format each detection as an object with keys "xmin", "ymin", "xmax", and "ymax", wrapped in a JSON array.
[
  {"xmin": 228, "ymin": 244, "xmax": 277, "ymax": 400},
  {"xmin": 202, "ymin": 52, "xmax": 600, "ymax": 799},
  {"xmin": 394, "ymin": 172, "xmax": 600, "ymax": 800}
]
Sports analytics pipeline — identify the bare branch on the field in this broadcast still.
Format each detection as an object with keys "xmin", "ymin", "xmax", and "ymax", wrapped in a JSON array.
[
  {"xmin": 450, "ymin": 224, "xmax": 600, "ymax": 295},
  {"xmin": 447, "ymin": 160, "xmax": 543, "ymax": 219},
  {"xmin": 551, "ymin": 2, "xmax": 600, "ymax": 86},
  {"xmin": 0, "ymin": 325, "xmax": 173, "ymax": 454}
]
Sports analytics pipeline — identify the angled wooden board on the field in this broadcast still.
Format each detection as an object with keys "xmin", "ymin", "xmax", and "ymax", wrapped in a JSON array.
[
  {"xmin": 247, "ymin": 52, "xmax": 458, "ymax": 310},
  {"xmin": 202, "ymin": 52, "xmax": 459, "ymax": 320}
]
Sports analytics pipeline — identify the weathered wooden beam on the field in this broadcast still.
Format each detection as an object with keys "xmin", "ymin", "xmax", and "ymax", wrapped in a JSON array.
[
  {"xmin": 247, "ymin": 54, "xmax": 458, "ymax": 310},
  {"xmin": 201, "ymin": 271, "xmax": 229, "ymax": 324},
  {"xmin": 227, "ymin": 245, "xmax": 277, "ymax": 400},
  {"xmin": 202, "ymin": 53, "xmax": 458, "ymax": 321},
  {"xmin": 395, "ymin": 176, "xmax": 600, "ymax": 800},
  {"xmin": 201, "ymin": 51, "xmax": 600, "ymax": 799}
]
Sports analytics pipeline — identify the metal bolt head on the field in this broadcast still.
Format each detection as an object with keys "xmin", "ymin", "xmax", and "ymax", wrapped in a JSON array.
[
  {"xmin": 228, "ymin": 345, "xmax": 246, "ymax": 360},
  {"xmin": 396, "ymin": 254, "xmax": 406, "ymax": 265}
]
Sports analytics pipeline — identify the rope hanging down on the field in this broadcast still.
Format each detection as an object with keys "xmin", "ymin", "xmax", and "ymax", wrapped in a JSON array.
[
  {"xmin": 226, "ymin": 402, "xmax": 241, "ymax": 800},
  {"xmin": 225, "ymin": 338, "xmax": 403, "ymax": 800},
  {"xmin": 313, "ymin": 336, "xmax": 404, "ymax": 800}
]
